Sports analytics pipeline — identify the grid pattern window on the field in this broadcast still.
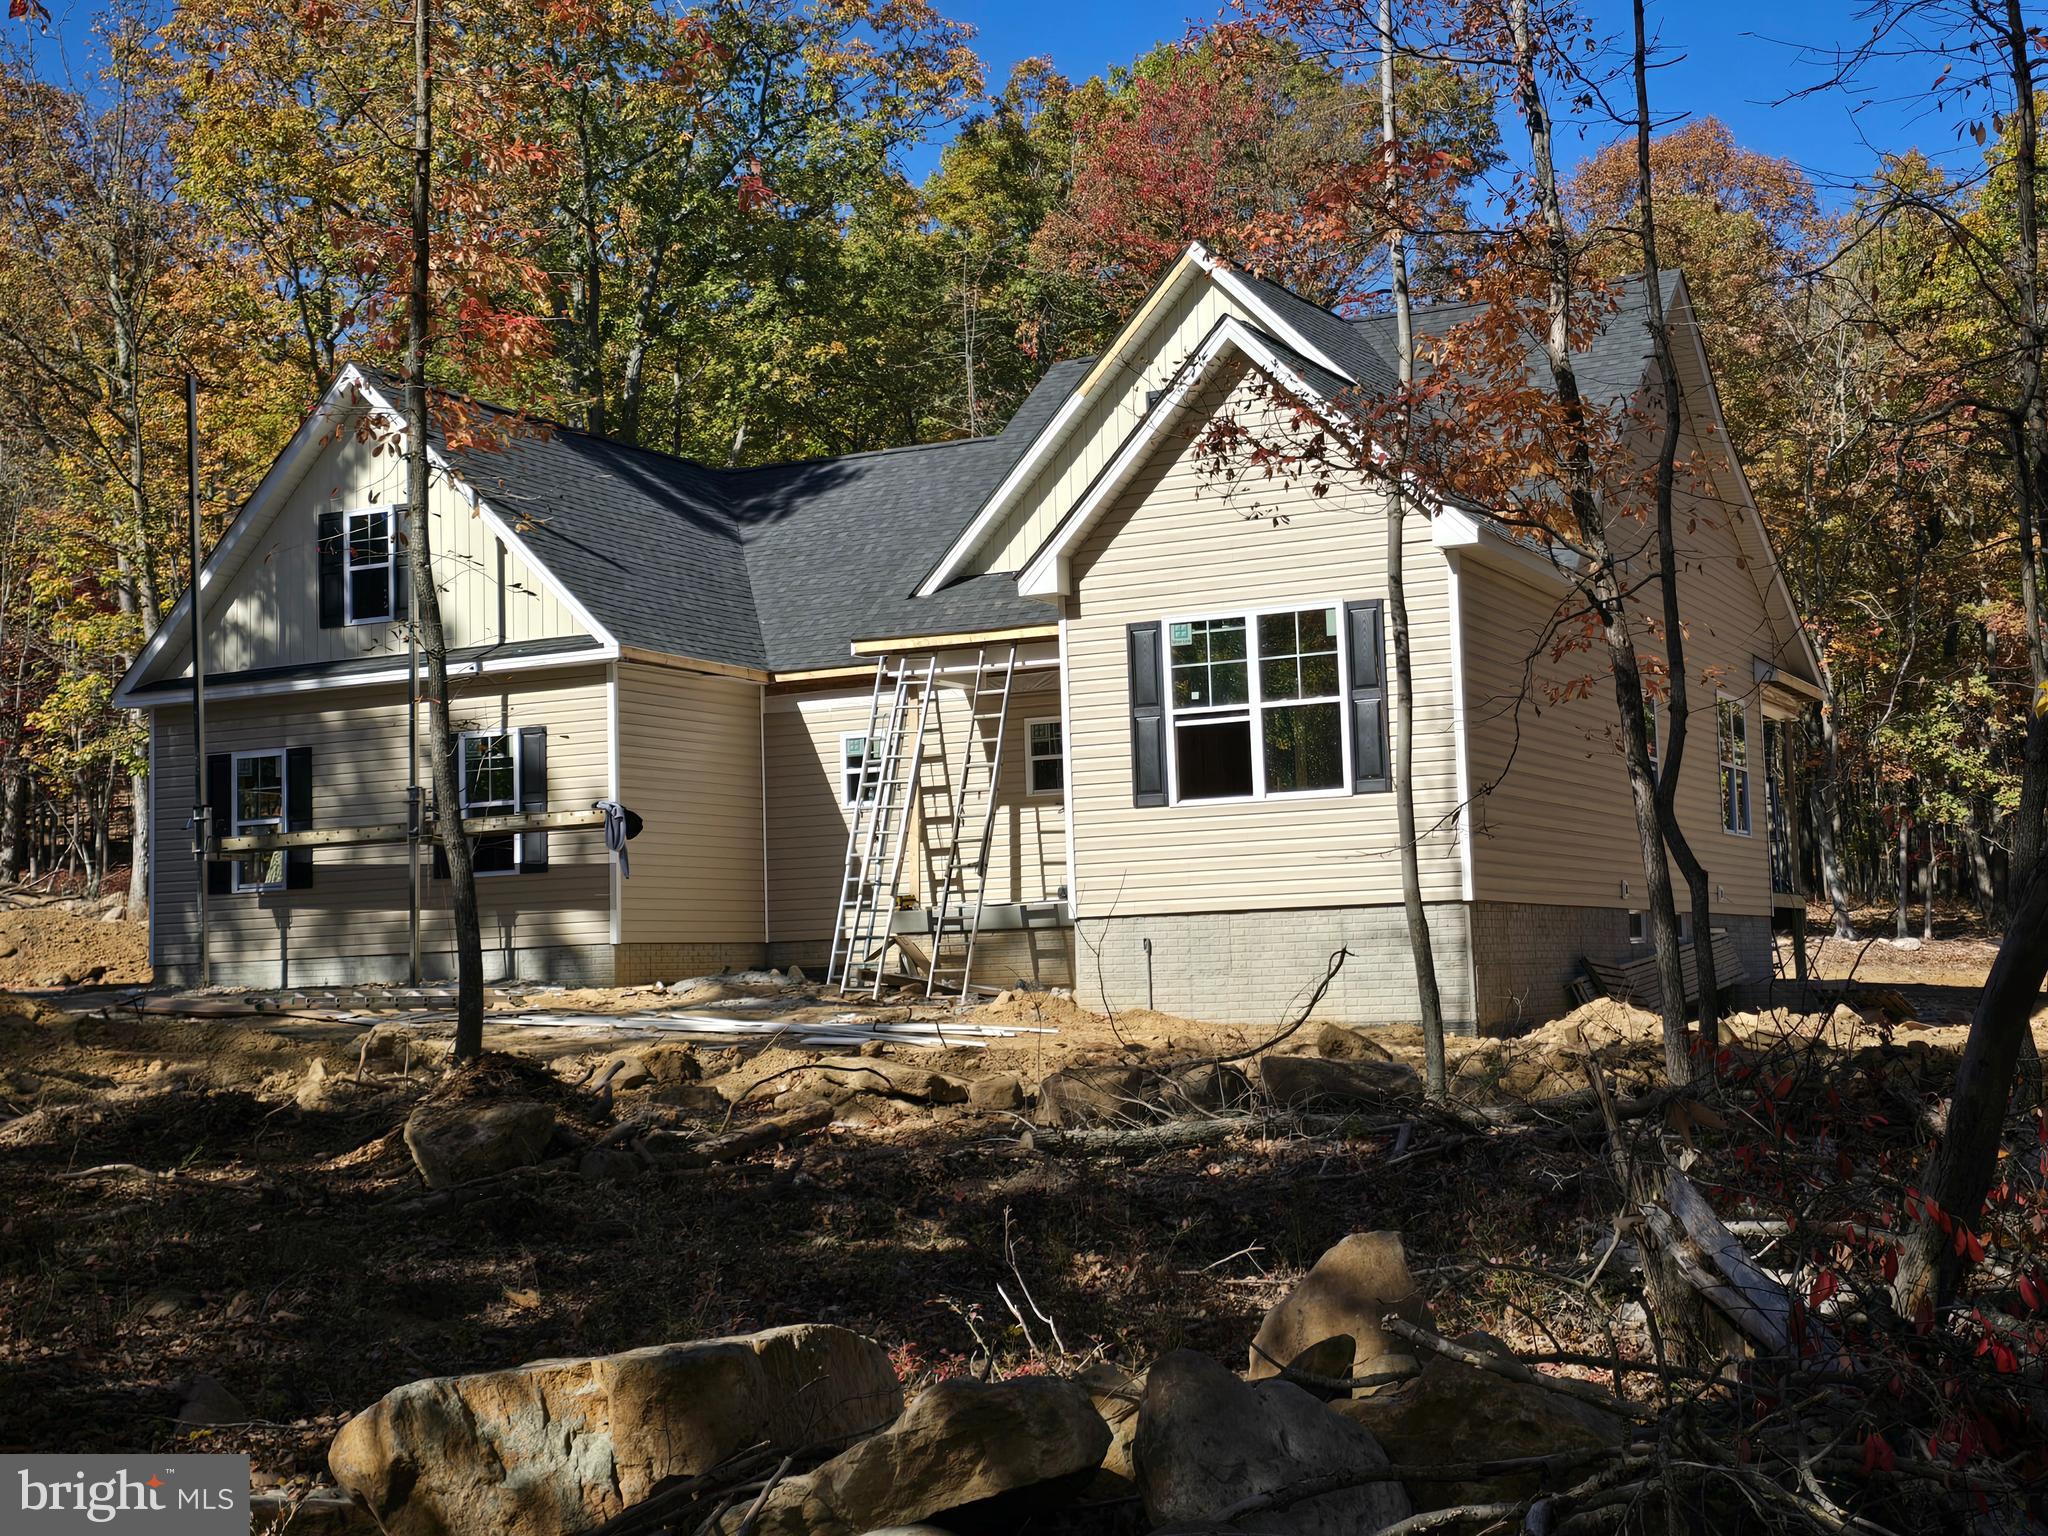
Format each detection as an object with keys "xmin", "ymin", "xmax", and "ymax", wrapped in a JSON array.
[
  {"xmin": 841, "ymin": 733, "xmax": 875, "ymax": 808},
  {"xmin": 461, "ymin": 731, "xmax": 520, "ymax": 874},
  {"xmin": 346, "ymin": 508, "xmax": 394, "ymax": 623},
  {"xmin": 1027, "ymin": 719, "xmax": 1063, "ymax": 796},
  {"xmin": 232, "ymin": 750, "xmax": 287, "ymax": 892},
  {"xmin": 1628, "ymin": 910, "xmax": 1692, "ymax": 944},
  {"xmin": 1168, "ymin": 605, "xmax": 1344, "ymax": 802},
  {"xmin": 1718, "ymin": 697, "xmax": 1751, "ymax": 835}
]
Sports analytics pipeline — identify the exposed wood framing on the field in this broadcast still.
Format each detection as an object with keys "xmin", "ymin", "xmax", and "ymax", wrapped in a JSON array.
[{"xmin": 217, "ymin": 807, "xmax": 608, "ymax": 854}]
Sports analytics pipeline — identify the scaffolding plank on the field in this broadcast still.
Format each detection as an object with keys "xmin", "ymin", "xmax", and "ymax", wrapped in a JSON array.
[{"xmin": 217, "ymin": 807, "xmax": 608, "ymax": 853}]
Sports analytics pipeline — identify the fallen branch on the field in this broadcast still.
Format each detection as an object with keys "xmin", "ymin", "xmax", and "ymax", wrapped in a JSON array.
[
  {"xmin": 1383, "ymin": 1317, "xmax": 1640, "ymax": 1418},
  {"xmin": 652, "ymin": 1102, "xmax": 834, "ymax": 1169}
]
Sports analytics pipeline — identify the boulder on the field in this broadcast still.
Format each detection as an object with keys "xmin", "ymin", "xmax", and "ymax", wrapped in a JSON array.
[
  {"xmin": 737, "ymin": 1376, "xmax": 1110, "ymax": 1536},
  {"xmin": 597, "ymin": 1054, "xmax": 653, "ymax": 1091},
  {"xmin": 402, "ymin": 1100, "xmax": 555, "ymax": 1189},
  {"xmin": 652, "ymin": 1082, "xmax": 731, "ymax": 1116},
  {"xmin": 967, "ymin": 1073, "xmax": 1025, "ymax": 1112},
  {"xmin": 1305, "ymin": 1022, "xmax": 1395, "ymax": 1062},
  {"xmin": 1162, "ymin": 1062, "xmax": 1253, "ymax": 1114},
  {"xmin": 577, "ymin": 1147, "xmax": 642, "ymax": 1183},
  {"xmin": 296, "ymin": 1060, "xmax": 346, "ymax": 1112},
  {"xmin": 177, "ymin": 1373, "xmax": 249, "ymax": 1428},
  {"xmin": 1334, "ymin": 1333, "xmax": 1624, "ymax": 1511},
  {"xmin": 1078, "ymin": 1361, "xmax": 1144, "ymax": 1483},
  {"xmin": 1132, "ymin": 1350, "xmax": 1409, "ymax": 1536},
  {"xmin": 329, "ymin": 1325, "xmax": 902, "ymax": 1536},
  {"xmin": 1259, "ymin": 1053, "xmax": 1417, "ymax": 1108},
  {"xmin": 816, "ymin": 1057, "xmax": 968, "ymax": 1104},
  {"xmin": 1248, "ymin": 1232, "xmax": 1432, "ymax": 1394},
  {"xmin": 1031, "ymin": 1066, "xmax": 1151, "ymax": 1128}
]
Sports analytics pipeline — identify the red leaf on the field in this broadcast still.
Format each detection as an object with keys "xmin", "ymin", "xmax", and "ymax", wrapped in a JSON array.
[{"xmin": 1860, "ymin": 1432, "xmax": 1895, "ymax": 1475}]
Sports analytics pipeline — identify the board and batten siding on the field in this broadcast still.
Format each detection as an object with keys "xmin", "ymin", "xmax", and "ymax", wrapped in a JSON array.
[
  {"xmin": 1063, "ymin": 360, "xmax": 1464, "ymax": 916},
  {"xmin": 151, "ymin": 667, "xmax": 612, "ymax": 979},
  {"xmin": 971, "ymin": 274, "xmax": 1253, "ymax": 577},
  {"xmin": 762, "ymin": 683, "xmax": 1067, "ymax": 944},
  {"xmin": 1459, "ymin": 418, "xmax": 1794, "ymax": 918},
  {"xmin": 156, "ymin": 408, "xmax": 584, "ymax": 679},
  {"xmin": 616, "ymin": 662, "xmax": 765, "ymax": 945}
]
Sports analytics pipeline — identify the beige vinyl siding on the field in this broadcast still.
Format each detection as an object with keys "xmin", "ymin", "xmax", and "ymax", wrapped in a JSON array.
[
  {"xmin": 762, "ymin": 683, "xmax": 1067, "ymax": 944},
  {"xmin": 1459, "ymin": 431, "xmax": 1785, "ymax": 918},
  {"xmin": 972, "ymin": 275, "xmax": 1254, "ymax": 576},
  {"xmin": 157, "ymin": 408, "xmax": 584, "ymax": 678},
  {"xmin": 616, "ymin": 663, "xmax": 765, "ymax": 945},
  {"xmin": 151, "ymin": 667, "xmax": 612, "ymax": 974},
  {"xmin": 1064, "ymin": 359, "xmax": 1462, "ymax": 915}
]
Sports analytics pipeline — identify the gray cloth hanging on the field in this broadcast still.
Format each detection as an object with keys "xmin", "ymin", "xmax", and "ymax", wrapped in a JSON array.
[{"xmin": 594, "ymin": 799, "xmax": 642, "ymax": 879}]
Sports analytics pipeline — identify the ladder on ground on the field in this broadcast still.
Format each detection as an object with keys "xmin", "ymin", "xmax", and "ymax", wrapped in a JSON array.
[
  {"xmin": 827, "ymin": 655, "xmax": 937, "ymax": 995},
  {"xmin": 925, "ymin": 644, "xmax": 1018, "ymax": 1003}
]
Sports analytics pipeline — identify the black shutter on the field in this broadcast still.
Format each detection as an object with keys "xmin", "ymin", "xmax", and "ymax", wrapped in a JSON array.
[
  {"xmin": 431, "ymin": 840, "xmax": 449, "ymax": 881},
  {"xmin": 517, "ymin": 727, "xmax": 549, "ymax": 874},
  {"xmin": 392, "ymin": 511, "xmax": 410, "ymax": 621},
  {"xmin": 285, "ymin": 746, "xmax": 314, "ymax": 889},
  {"xmin": 1128, "ymin": 622, "xmax": 1167, "ymax": 807},
  {"xmin": 317, "ymin": 511, "xmax": 345, "ymax": 629},
  {"xmin": 1346, "ymin": 600, "xmax": 1389, "ymax": 793},
  {"xmin": 205, "ymin": 753, "xmax": 232, "ymax": 895}
]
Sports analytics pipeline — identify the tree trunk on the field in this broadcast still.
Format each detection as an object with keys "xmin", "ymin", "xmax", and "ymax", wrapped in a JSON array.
[
  {"xmin": 1, "ymin": 763, "xmax": 28, "ymax": 882},
  {"xmin": 1895, "ymin": 806, "xmax": 1911, "ymax": 940},
  {"xmin": 405, "ymin": 0, "xmax": 486, "ymax": 1060},
  {"xmin": 1509, "ymin": 0, "xmax": 1690, "ymax": 1083},
  {"xmin": 1379, "ymin": 0, "xmax": 1446, "ymax": 1097}
]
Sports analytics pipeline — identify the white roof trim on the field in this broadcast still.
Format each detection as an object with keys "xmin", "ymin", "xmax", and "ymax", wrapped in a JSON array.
[
  {"xmin": 917, "ymin": 241, "xmax": 1361, "ymax": 599},
  {"xmin": 120, "ymin": 639, "xmax": 618, "ymax": 707},
  {"xmin": 1016, "ymin": 315, "xmax": 1365, "ymax": 597},
  {"xmin": 114, "ymin": 365, "xmax": 619, "ymax": 708}
]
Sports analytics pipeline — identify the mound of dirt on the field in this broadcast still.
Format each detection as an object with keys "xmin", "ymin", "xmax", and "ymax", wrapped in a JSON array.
[{"xmin": 0, "ymin": 904, "xmax": 148, "ymax": 988}]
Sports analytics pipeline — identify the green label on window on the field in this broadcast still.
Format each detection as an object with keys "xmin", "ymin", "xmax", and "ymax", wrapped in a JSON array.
[{"xmin": 1170, "ymin": 622, "xmax": 1191, "ymax": 645}]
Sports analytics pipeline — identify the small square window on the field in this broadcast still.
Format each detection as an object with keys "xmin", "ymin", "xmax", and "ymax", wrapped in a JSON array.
[{"xmin": 1027, "ymin": 719, "xmax": 1063, "ymax": 796}]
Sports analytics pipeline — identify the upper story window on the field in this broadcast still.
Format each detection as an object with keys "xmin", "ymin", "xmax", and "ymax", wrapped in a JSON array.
[
  {"xmin": 346, "ymin": 507, "xmax": 395, "ymax": 624},
  {"xmin": 1027, "ymin": 718, "xmax": 1063, "ymax": 796},
  {"xmin": 232, "ymin": 749, "xmax": 287, "ymax": 892},
  {"xmin": 1168, "ymin": 604, "xmax": 1345, "ymax": 802},
  {"xmin": 461, "ymin": 730, "xmax": 520, "ymax": 874},
  {"xmin": 1718, "ymin": 696, "xmax": 1751, "ymax": 835}
]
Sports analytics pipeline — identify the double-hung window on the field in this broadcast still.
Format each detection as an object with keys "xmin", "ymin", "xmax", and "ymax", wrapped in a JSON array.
[
  {"xmin": 841, "ymin": 733, "xmax": 875, "ymax": 808},
  {"xmin": 1168, "ymin": 604, "xmax": 1345, "ymax": 801},
  {"xmin": 1718, "ymin": 697, "xmax": 1751, "ymax": 835},
  {"xmin": 231, "ymin": 750, "xmax": 287, "ymax": 892},
  {"xmin": 1027, "ymin": 719, "xmax": 1064, "ymax": 796},
  {"xmin": 346, "ymin": 507, "xmax": 395, "ymax": 624},
  {"xmin": 460, "ymin": 730, "xmax": 520, "ymax": 874}
]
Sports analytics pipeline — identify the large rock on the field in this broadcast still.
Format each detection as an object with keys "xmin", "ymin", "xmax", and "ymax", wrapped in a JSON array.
[
  {"xmin": 402, "ymin": 1100, "xmax": 555, "ymax": 1189},
  {"xmin": 1032, "ymin": 1066, "xmax": 1150, "ymax": 1127},
  {"xmin": 329, "ymin": 1324, "xmax": 901, "ymax": 1536},
  {"xmin": 1335, "ymin": 1333, "xmax": 1625, "ymax": 1511},
  {"xmin": 815, "ymin": 1057, "xmax": 968, "ymax": 1104},
  {"xmin": 1078, "ymin": 1361, "xmax": 1145, "ymax": 1483},
  {"xmin": 1259, "ymin": 1054, "xmax": 1418, "ymax": 1108},
  {"xmin": 737, "ymin": 1376, "xmax": 1110, "ymax": 1536},
  {"xmin": 1132, "ymin": 1350, "xmax": 1409, "ymax": 1536},
  {"xmin": 1248, "ymin": 1232, "xmax": 1432, "ymax": 1393}
]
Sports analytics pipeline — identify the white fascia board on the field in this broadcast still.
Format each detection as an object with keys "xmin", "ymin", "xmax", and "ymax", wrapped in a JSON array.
[
  {"xmin": 346, "ymin": 376, "xmax": 620, "ymax": 652},
  {"xmin": 1205, "ymin": 264, "xmax": 1357, "ymax": 383},
  {"xmin": 117, "ymin": 638, "xmax": 619, "ymax": 708},
  {"xmin": 1430, "ymin": 506, "xmax": 1579, "ymax": 589},
  {"xmin": 1016, "ymin": 315, "xmax": 1366, "ymax": 598},
  {"xmin": 118, "ymin": 365, "xmax": 379, "ymax": 701},
  {"xmin": 914, "ymin": 388, "xmax": 1090, "ymax": 598}
]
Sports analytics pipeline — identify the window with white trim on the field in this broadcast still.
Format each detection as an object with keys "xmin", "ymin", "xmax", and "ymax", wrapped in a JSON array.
[
  {"xmin": 1168, "ymin": 604, "xmax": 1345, "ymax": 801},
  {"xmin": 460, "ymin": 730, "xmax": 520, "ymax": 874},
  {"xmin": 232, "ymin": 749, "xmax": 287, "ymax": 892},
  {"xmin": 1718, "ymin": 697, "xmax": 1751, "ymax": 835},
  {"xmin": 1628, "ymin": 909, "xmax": 1692, "ymax": 944},
  {"xmin": 346, "ymin": 507, "xmax": 395, "ymax": 623},
  {"xmin": 1027, "ymin": 718, "xmax": 1063, "ymax": 796},
  {"xmin": 840, "ymin": 732, "xmax": 875, "ymax": 809}
]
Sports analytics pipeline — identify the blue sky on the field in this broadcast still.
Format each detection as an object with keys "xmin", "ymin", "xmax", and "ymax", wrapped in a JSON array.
[{"xmin": 22, "ymin": 0, "xmax": 1968, "ymax": 204}]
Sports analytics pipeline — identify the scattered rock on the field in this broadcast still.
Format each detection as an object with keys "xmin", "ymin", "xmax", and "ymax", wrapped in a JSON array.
[
  {"xmin": 329, "ymin": 1325, "xmax": 903, "ymax": 1536},
  {"xmin": 578, "ymin": 1146, "xmax": 642, "ymax": 1183},
  {"xmin": 1305, "ymin": 1022, "xmax": 1395, "ymax": 1062},
  {"xmin": 1335, "ymin": 1332, "xmax": 1625, "ymax": 1511},
  {"xmin": 401, "ymin": 1100, "xmax": 555, "ymax": 1189},
  {"xmin": 1162, "ymin": 1061, "xmax": 1253, "ymax": 1113},
  {"xmin": 100, "ymin": 905, "xmax": 126, "ymax": 923},
  {"xmin": 816, "ymin": 1057, "xmax": 968, "ymax": 1104},
  {"xmin": 737, "ymin": 1376, "xmax": 1111, "ymax": 1536},
  {"xmin": 967, "ymin": 1073, "xmax": 1024, "ymax": 1112},
  {"xmin": 597, "ymin": 1053, "xmax": 653, "ymax": 1091},
  {"xmin": 177, "ymin": 1373, "xmax": 248, "ymax": 1427},
  {"xmin": 1032, "ymin": 1065, "xmax": 1150, "ymax": 1127},
  {"xmin": 1248, "ymin": 1231, "xmax": 1433, "ymax": 1394},
  {"xmin": 786, "ymin": 964, "xmax": 807, "ymax": 984},
  {"xmin": 652, "ymin": 1082, "xmax": 731, "ymax": 1116},
  {"xmin": 1078, "ymin": 1360, "xmax": 1145, "ymax": 1483},
  {"xmin": 1258, "ymin": 1053, "xmax": 1418, "ymax": 1109},
  {"xmin": 1132, "ymin": 1349, "xmax": 1409, "ymax": 1536},
  {"xmin": 141, "ymin": 1287, "xmax": 199, "ymax": 1319},
  {"xmin": 0, "ymin": 940, "xmax": 17, "ymax": 959}
]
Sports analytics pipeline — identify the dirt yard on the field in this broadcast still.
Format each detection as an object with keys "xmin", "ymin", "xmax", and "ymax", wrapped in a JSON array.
[{"xmin": 0, "ymin": 925, "xmax": 2037, "ymax": 1526}]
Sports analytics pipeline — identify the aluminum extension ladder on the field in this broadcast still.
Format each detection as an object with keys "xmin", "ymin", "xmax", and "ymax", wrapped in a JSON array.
[
  {"xmin": 924, "ymin": 644, "xmax": 1017, "ymax": 1003},
  {"xmin": 826, "ymin": 655, "xmax": 936, "ymax": 995}
]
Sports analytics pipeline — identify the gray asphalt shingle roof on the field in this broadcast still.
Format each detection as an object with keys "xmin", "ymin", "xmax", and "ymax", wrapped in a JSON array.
[{"xmin": 428, "ymin": 273, "xmax": 1665, "ymax": 676}]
